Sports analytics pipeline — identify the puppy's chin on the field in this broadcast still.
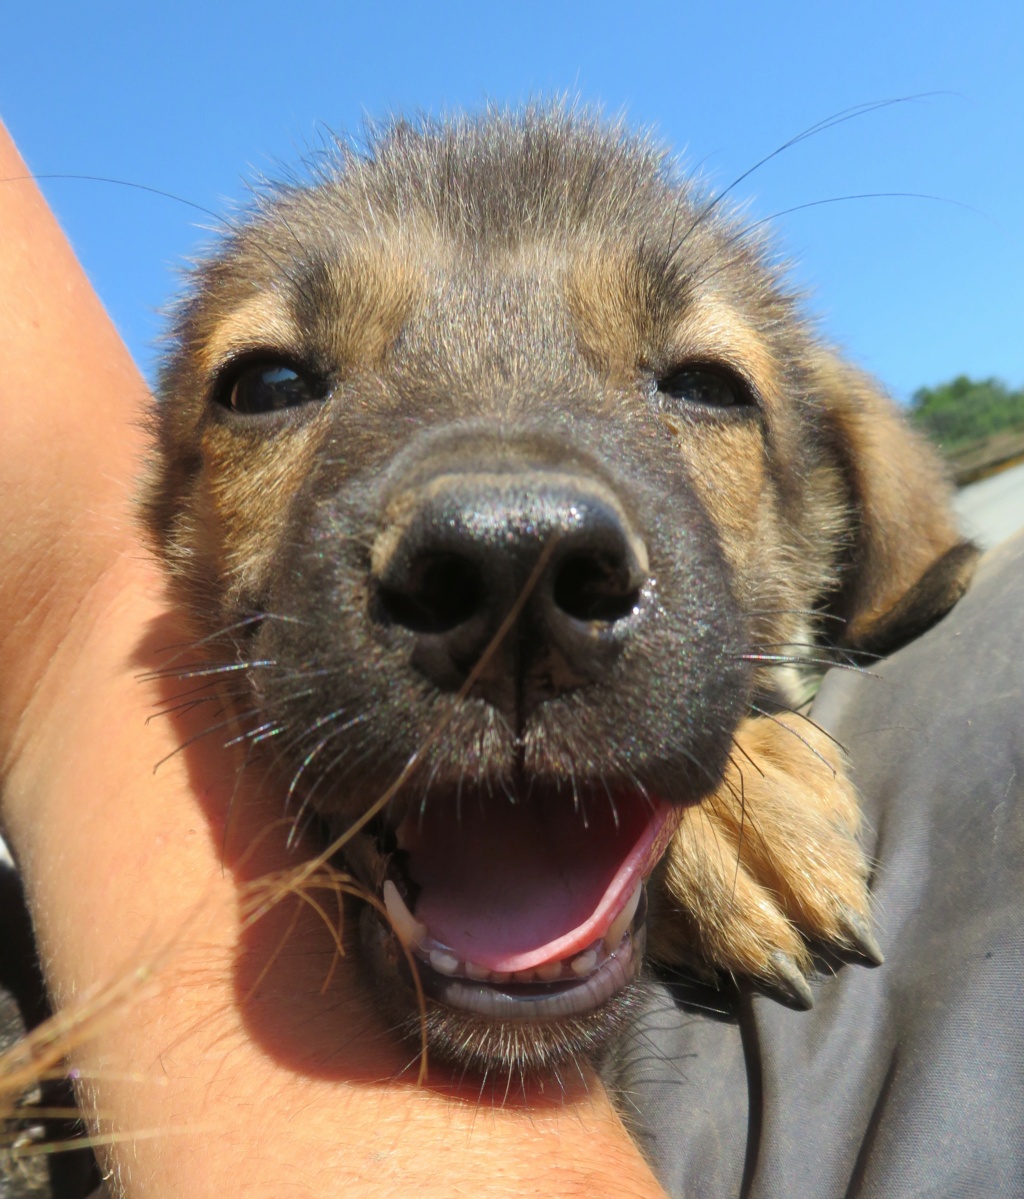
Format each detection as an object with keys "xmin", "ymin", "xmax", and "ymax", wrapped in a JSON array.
[{"xmin": 358, "ymin": 900, "xmax": 647, "ymax": 1075}]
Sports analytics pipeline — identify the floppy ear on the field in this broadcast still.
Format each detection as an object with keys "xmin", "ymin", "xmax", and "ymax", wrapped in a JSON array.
[{"xmin": 812, "ymin": 351, "xmax": 979, "ymax": 656}]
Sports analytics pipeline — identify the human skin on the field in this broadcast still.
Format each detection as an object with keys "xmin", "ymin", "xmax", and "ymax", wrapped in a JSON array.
[{"xmin": 0, "ymin": 123, "xmax": 668, "ymax": 1198}]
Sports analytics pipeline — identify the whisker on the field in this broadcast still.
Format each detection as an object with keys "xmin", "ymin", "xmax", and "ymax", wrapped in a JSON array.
[
  {"xmin": 150, "ymin": 705, "xmax": 264, "ymax": 771},
  {"xmin": 745, "ymin": 640, "xmax": 881, "ymax": 661},
  {"xmin": 751, "ymin": 703, "xmax": 850, "ymax": 758},
  {"xmin": 669, "ymin": 94, "xmax": 946, "ymax": 257},
  {"xmin": 224, "ymin": 720, "xmax": 282, "ymax": 749},
  {"xmin": 9, "ymin": 173, "xmax": 224, "ymax": 220},
  {"xmin": 598, "ymin": 775, "xmax": 621, "ymax": 833},
  {"xmin": 284, "ymin": 715, "xmax": 370, "ymax": 811},
  {"xmin": 748, "ymin": 704, "xmax": 838, "ymax": 776},
  {"xmin": 725, "ymin": 753, "xmax": 747, "ymax": 896},
  {"xmin": 140, "ymin": 659, "xmax": 277, "ymax": 683},
  {"xmin": 729, "ymin": 739, "xmax": 765, "ymax": 780},
  {"xmin": 743, "ymin": 190, "xmax": 984, "ymax": 237},
  {"xmin": 144, "ymin": 690, "xmax": 234, "ymax": 725},
  {"xmin": 738, "ymin": 652, "xmax": 878, "ymax": 676}
]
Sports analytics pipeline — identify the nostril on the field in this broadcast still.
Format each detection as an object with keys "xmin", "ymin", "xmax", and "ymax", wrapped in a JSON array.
[
  {"xmin": 552, "ymin": 553, "xmax": 642, "ymax": 623},
  {"xmin": 377, "ymin": 553, "xmax": 484, "ymax": 634}
]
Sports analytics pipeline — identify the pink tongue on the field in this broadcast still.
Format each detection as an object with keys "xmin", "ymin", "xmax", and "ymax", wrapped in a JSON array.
[{"xmin": 402, "ymin": 790, "xmax": 673, "ymax": 973}]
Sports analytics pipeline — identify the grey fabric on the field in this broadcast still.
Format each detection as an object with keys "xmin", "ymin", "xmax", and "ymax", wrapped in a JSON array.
[{"xmin": 609, "ymin": 531, "xmax": 1024, "ymax": 1197}]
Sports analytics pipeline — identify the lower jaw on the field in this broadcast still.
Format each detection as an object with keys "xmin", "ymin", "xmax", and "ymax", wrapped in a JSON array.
[
  {"xmin": 358, "ymin": 900, "xmax": 648, "ymax": 1074},
  {"xmin": 408, "ymin": 989, "xmax": 643, "ymax": 1076}
]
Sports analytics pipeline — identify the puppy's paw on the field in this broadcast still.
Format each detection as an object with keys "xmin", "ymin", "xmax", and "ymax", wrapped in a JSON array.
[{"xmin": 648, "ymin": 713, "xmax": 880, "ymax": 1005}]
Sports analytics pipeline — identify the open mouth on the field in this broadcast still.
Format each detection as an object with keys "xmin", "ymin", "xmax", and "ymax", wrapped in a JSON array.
[{"xmin": 366, "ymin": 782, "xmax": 679, "ymax": 1023}]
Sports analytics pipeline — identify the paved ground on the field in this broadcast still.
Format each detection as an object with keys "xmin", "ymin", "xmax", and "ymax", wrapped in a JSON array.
[{"xmin": 953, "ymin": 460, "xmax": 1024, "ymax": 550}]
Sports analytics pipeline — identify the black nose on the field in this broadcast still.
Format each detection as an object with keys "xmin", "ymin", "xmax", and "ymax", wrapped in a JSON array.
[{"xmin": 371, "ymin": 469, "xmax": 650, "ymax": 714}]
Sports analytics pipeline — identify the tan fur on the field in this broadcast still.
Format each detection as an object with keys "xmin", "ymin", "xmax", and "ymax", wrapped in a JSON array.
[
  {"xmin": 197, "ymin": 294, "xmax": 301, "ymax": 376},
  {"xmin": 651, "ymin": 717, "xmax": 866, "ymax": 986},
  {"xmin": 812, "ymin": 351, "xmax": 973, "ymax": 645},
  {"xmin": 200, "ymin": 414, "xmax": 330, "ymax": 603}
]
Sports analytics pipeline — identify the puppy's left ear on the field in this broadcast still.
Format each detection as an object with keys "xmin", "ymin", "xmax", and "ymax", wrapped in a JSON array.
[{"xmin": 812, "ymin": 350, "xmax": 979, "ymax": 656}]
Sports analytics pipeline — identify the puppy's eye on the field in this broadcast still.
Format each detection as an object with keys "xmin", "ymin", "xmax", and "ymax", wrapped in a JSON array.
[
  {"xmin": 653, "ymin": 367, "xmax": 753, "ymax": 413},
  {"xmin": 220, "ymin": 362, "xmax": 326, "ymax": 415}
]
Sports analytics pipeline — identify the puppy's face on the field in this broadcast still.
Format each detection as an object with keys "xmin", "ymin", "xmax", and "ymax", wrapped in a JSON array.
[{"xmin": 147, "ymin": 113, "xmax": 971, "ymax": 1073}]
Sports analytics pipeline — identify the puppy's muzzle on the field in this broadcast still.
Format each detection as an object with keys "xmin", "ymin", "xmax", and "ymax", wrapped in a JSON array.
[
  {"xmin": 355, "ymin": 452, "xmax": 677, "ymax": 1038},
  {"xmin": 371, "ymin": 465, "xmax": 651, "ymax": 718}
]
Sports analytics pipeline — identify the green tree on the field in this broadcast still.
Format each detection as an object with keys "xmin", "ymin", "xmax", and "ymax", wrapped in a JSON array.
[{"xmin": 910, "ymin": 375, "xmax": 1024, "ymax": 449}]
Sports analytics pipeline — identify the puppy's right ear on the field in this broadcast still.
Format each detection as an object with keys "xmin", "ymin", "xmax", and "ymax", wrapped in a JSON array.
[{"xmin": 812, "ymin": 351, "xmax": 979, "ymax": 656}]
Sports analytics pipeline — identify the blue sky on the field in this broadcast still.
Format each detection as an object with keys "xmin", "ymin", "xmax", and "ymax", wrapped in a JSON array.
[{"xmin": 2, "ymin": 1, "xmax": 1022, "ymax": 401}]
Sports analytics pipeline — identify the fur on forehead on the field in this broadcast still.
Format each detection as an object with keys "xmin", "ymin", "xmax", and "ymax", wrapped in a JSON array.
[{"xmin": 165, "ymin": 107, "xmax": 802, "ymax": 370}]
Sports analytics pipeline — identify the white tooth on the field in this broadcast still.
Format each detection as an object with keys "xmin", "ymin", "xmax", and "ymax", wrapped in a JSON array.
[
  {"xmin": 429, "ymin": 949, "xmax": 460, "ymax": 975},
  {"xmin": 571, "ymin": 949, "xmax": 598, "ymax": 976},
  {"xmin": 395, "ymin": 815, "xmax": 413, "ymax": 850},
  {"xmin": 537, "ymin": 960, "xmax": 564, "ymax": 981},
  {"xmin": 490, "ymin": 971, "xmax": 510, "ymax": 983},
  {"xmin": 382, "ymin": 880, "xmax": 427, "ymax": 948},
  {"xmin": 512, "ymin": 967, "xmax": 537, "ymax": 982},
  {"xmin": 464, "ymin": 959, "xmax": 491, "ymax": 980},
  {"xmin": 604, "ymin": 881, "xmax": 643, "ymax": 952}
]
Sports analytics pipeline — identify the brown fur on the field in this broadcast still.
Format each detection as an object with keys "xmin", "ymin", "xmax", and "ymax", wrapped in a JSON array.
[{"xmin": 144, "ymin": 108, "xmax": 976, "ymax": 1071}]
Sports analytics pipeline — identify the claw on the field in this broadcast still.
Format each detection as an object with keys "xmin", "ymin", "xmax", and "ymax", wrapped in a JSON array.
[
  {"xmin": 837, "ymin": 905, "xmax": 884, "ymax": 966},
  {"xmin": 766, "ymin": 951, "xmax": 814, "ymax": 1009}
]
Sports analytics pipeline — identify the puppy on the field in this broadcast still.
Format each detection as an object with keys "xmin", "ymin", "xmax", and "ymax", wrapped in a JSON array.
[{"xmin": 144, "ymin": 109, "xmax": 976, "ymax": 1074}]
